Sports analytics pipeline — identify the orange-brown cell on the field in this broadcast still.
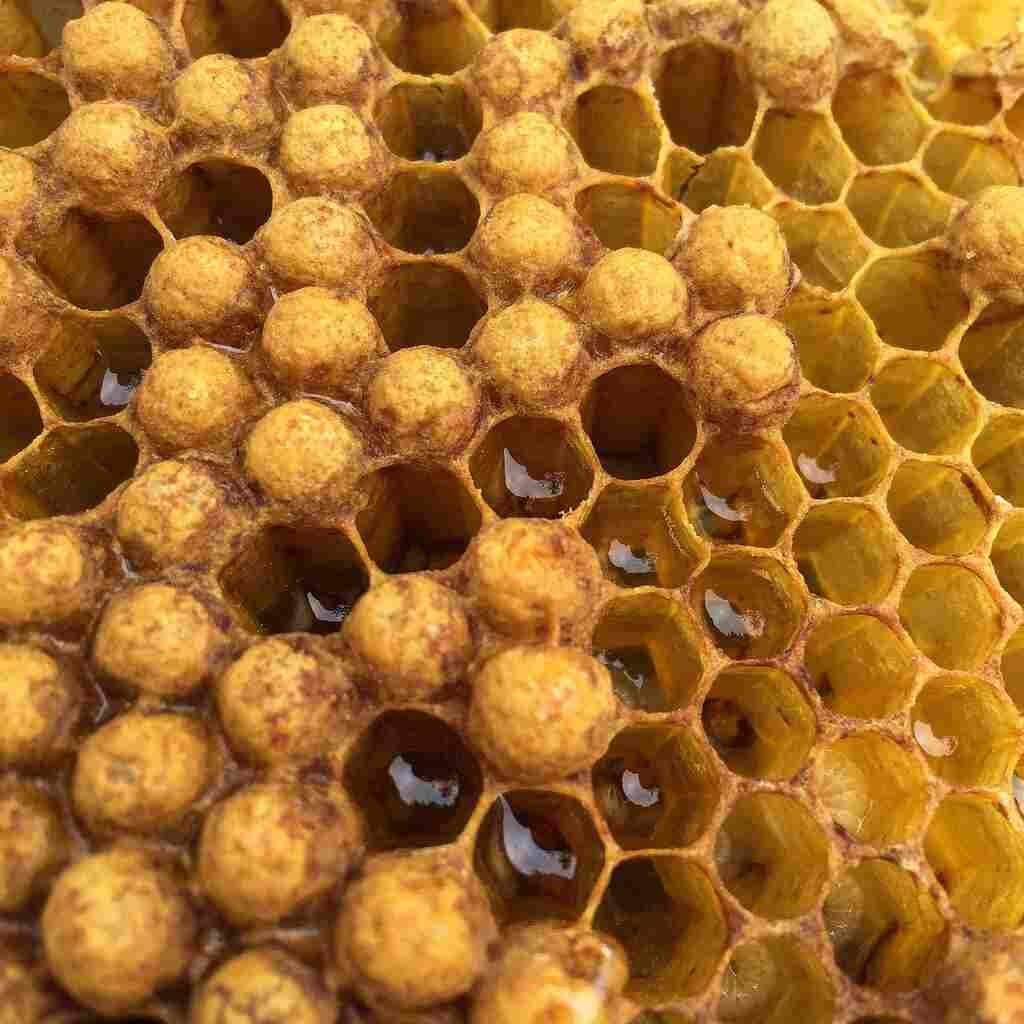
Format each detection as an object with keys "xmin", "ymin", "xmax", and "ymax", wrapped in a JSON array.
[
  {"xmin": 278, "ymin": 14, "xmax": 379, "ymax": 107},
  {"xmin": 173, "ymin": 54, "xmax": 277, "ymax": 140},
  {"xmin": 280, "ymin": 105, "xmax": 382, "ymax": 197},
  {"xmin": 475, "ymin": 113, "xmax": 577, "ymax": 195},
  {"xmin": 472, "ymin": 29, "xmax": 570, "ymax": 112},
  {"xmin": 0, "ymin": 781, "xmax": 68, "ymax": 912}
]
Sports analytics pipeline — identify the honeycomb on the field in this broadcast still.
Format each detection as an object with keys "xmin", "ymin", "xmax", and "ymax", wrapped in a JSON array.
[{"xmin": 5, "ymin": 0, "xmax": 1024, "ymax": 1020}]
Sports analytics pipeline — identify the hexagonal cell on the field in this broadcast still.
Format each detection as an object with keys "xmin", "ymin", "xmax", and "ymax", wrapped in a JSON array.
[
  {"xmin": 678, "ymin": 151, "xmax": 774, "ymax": 214},
  {"xmin": 581, "ymin": 484, "xmax": 701, "ymax": 589},
  {"xmin": 568, "ymin": 86, "xmax": 661, "ymax": 178},
  {"xmin": 0, "ymin": 70, "xmax": 70, "ymax": 148},
  {"xmin": 702, "ymin": 666, "xmax": 816, "ymax": 781},
  {"xmin": 594, "ymin": 724, "xmax": 719, "ymax": 850},
  {"xmin": 575, "ymin": 183, "xmax": 682, "ymax": 255},
  {"xmin": 924, "ymin": 795, "xmax": 1024, "ymax": 930},
  {"xmin": 1, "ymin": 424, "xmax": 137, "ymax": 518},
  {"xmin": 846, "ymin": 172, "xmax": 952, "ymax": 248},
  {"xmin": 0, "ymin": 374, "xmax": 42, "ymax": 463},
  {"xmin": 367, "ymin": 263, "xmax": 485, "ymax": 350},
  {"xmin": 805, "ymin": 614, "xmax": 916, "ymax": 718},
  {"xmin": 377, "ymin": 0, "xmax": 487, "ymax": 75},
  {"xmin": 772, "ymin": 206, "xmax": 869, "ymax": 293},
  {"xmin": 471, "ymin": 0, "xmax": 566, "ymax": 30},
  {"xmin": 376, "ymin": 81, "xmax": 482, "ymax": 164},
  {"xmin": 714, "ymin": 792, "xmax": 829, "ymax": 919},
  {"xmin": 833, "ymin": 72, "xmax": 927, "ymax": 166},
  {"xmin": 357, "ymin": 464, "xmax": 480, "ymax": 574},
  {"xmin": 887, "ymin": 462, "xmax": 989, "ymax": 556},
  {"xmin": 692, "ymin": 554, "xmax": 806, "ymax": 660},
  {"xmin": 581, "ymin": 364, "xmax": 694, "ymax": 480},
  {"xmin": 961, "ymin": 307, "xmax": 1024, "ymax": 409},
  {"xmin": 784, "ymin": 395, "xmax": 890, "ymax": 498},
  {"xmin": 344, "ymin": 710, "xmax": 483, "ymax": 851},
  {"xmin": 684, "ymin": 436, "xmax": 803, "ymax": 548},
  {"xmin": 899, "ymin": 563, "xmax": 1001, "ymax": 671},
  {"xmin": 923, "ymin": 132, "xmax": 1019, "ymax": 199},
  {"xmin": 0, "ymin": 0, "xmax": 81, "ymax": 56},
  {"xmin": 183, "ymin": 0, "xmax": 289, "ymax": 59},
  {"xmin": 719, "ymin": 937, "xmax": 835, "ymax": 1024},
  {"xmin": 973, "ymin": 413, "xmax": 1024, "ymax": 507},
  {"xmin": 366, "ymin": 169, "xmax": 480, "ymax": 255},
  {"xmin": 592, "ymin": 592, "xmax": 703, "ymax": 712},
  {"xmin": 33, "ymin": 319, "xmax": 151, "ymax": 422},
  {"xmin": 824, "ymin": 860, "xmax": 947, "ymax": 991},
  {"xmin": 35, "ymin": 209, "xmax": 164, "ymax": 312},
  {"xmin": 929, "ymin": 75, "xmax": 1001, "ymax": 126},
  {"xmin": 655, "ymin": 42, "xmax": 755, "ymax": 156},
  {"xmin": 220, "ymin": 526, "xmax": 368, "ymax": 635},
  {"xmin": 994, "ymin": 513, "xmax": 1024, "ymax": 605},
  {"xmin": 817, "ymin": 734, "xmax": 930, "ymax": 845},
  {"xmin": 753, "ymin": 111, "xmax": 853, "ymax": 205},
  {"xmin": 157, "ymin": 161, "xmax": 273, "ymax": 246},
  {"xmin": 779, "ymin": 295, "xmax": 878, "ymax": 394},
  {"xmin": 474, "ymin": 789, "xmax": 604, "ymax": 925},
  {"xmin": 469, "ymin": 415, "xmax": 594, "ymax": 518}
]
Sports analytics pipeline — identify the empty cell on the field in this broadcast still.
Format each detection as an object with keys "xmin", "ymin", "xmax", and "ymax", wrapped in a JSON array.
[
  {"xmin": 923, "ymin": 132, "xmax": 1018, "ymax": 199},
  {"xmin": 219, "ymin": 526, "xmax": 368, "ymax": 635},
  {"xmin": 582, "ymin": 364, "xmax": 694, "ymax": 480},
  {"xmin": 367, "ymin": 263, "xmax": 485, "ymax": 350},
  {"xmin": 784, "ymin": 395, "xmax": 890, "ymax": 498},
  {"xmin": 924, "ymin": 795, "xmax": 1024, "ymax": 929},
  {"xmin": 569, "ymin": 86, "xmax": 661, "ymax": 177},
  {"xmin": 846, "ymin": 172, "xmax": 952, "ymax": 248},
  {"xmin": 912, "ymin": 674, "xmax": 1020, "ymax": 786},
  {"xmin": 376, "ymin": 81, "xmax": 482, "ymax": 163},
  {"xmin": 856, "ymin": 253, "xmax": 968, "ymax": 352},
  {"xmin": 679, "ymin": 150, "xmax": 773, "ymax": 214},
  {"xmin": 592, "ymin": 592, "xmax": 703, "ymax": 712},
  {"xmin": 994, "ymin": 514, "xmax": 1024, "ymax": 604},
  {"xmin": 594, "ymin": 856, "xmax": 727, "ymax": 1003},
  {"xmin": 929, "ymin": 75, "xmax": 1001, "ymax": 126},
  {"xmin": 472, "ymin": 0, "xmax": 568, "ymax": 30},
  {"xmin": 2, "ymin": 424, "xmax": 137, "ymax": 519},
  {"xmin": 183, "ymin": 0, "xmax": 289, "ymax": 58},
  {"xmin": 824, "ymin": 860, "xmax": 947, "ymax": 991},
  {"xmin": 702, "ymin": 666, "xmax": 815, "ymax": 781},
  {"xmin": 899, "ymin": 563, "xmax": 1001, "ymax": 671},
  {"xmin": 575, "ymin": 183, "xmax": 682, "ymax": 255},
  {"xmin": 469, "ymin": 415, "xmax": 593, "ymax": 518},
  {"xmin": 961, "ymin": 308, "xmax": 1024, "ymax": 408},
  {"xmin": 377, "ymin": 0, "xmax": 487, "ymax": 74},
  {"xmin": 474, "ymin": 789, "xmax": 603, "ymax": 924},
  {"xmin": 833, "ymin": 72, "xmax": 927, "ymax": 165},
  {"xmin": 593, "ymin": 724, "xmax": 720, "ymax": 849},
  {"xmin": 655, "ymin": 42, "xmax": 755, "ymax": 156},
  {"xmin": 1005, "ymin": 627, "xmax": 1024, "ymax": 715},
  {"xmin": 714, "ymin": 792, "xmax": 829, "ymax": 919},
  {"xmin": 871, "ymin": 358, "xmax": 981, "ymax": 455},
  {"xmin": 887, "ymin": 462, "xmax": 989, "ymax": 555},
  {"xmin": 772, "ymin": 206, "xmax": 869, "ymax": 292},
  {"xmin": 692, "ymin": 554, "xmax": 806, "ymax": 660},
  {"xmin": 0, "ymin": 374, "xmax": 42, "ymax": 462},
  {"xmin": 344, "ymin": 710, "xmax": 483, "ymax": 851},
  {"xmin": 817, "ymin": 734, "xmax": 930, "ymax": 845},
  {"xmin": 581, "ymin": 484, "xmax": 701, "ymax": 589},
  {"xmin": 754, "ymin": 111, "xmax": 853, "ymax": 205},
  {"xmin": 24, "ymin": 0, "xmax": 82, "ymax": 51},
  {"xmin": 0, "ymin": 70, "xmax": 69, "ymax": 149},
  {"xmin": 974, "ymin": 413, "xmax": 1024, "ymax": 506}
]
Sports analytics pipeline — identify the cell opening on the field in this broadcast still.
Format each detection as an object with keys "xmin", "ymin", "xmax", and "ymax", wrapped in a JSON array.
[
  {"xmin": 678, "ymin": 151, "xmax": 773, "ymax": 214},
  {"xmin": 772, "ymin": 205, "xmax": 870, "ymax": 292},
  {"xmin": 692, "ymin": 554, "xmax": 806, "ymax": 660},
  {"xmin": 654, "ymin": 42, "xmax": 755, "ymax": 156},
  {"xmin": 469, "ymin": 415, "xmax": 593, "ymax": 519},
  {"xmin": 930, "ymin": 75, "xmax": 1001, "ymax": 126},
  {"xmin": 824, "ymin": 860, "xmax": 947, "ymax": 991},
  {"xmin": 367, "ymin": 263, "xmax": 485, "ymax": 351},
  {"xmin": 376, "ymin": 81, "xmax": 482, "ymax": 163},
  {"xmin": 0, "ymin": 0, "xmax": 80, "ymax": 56},
  {"xmin": 702, "ymin": 666, "xmax": 815, "ymax": 782},
  {"xmin": 35, "ymin": 209, "xmax": 163, "ymax": 312},
  {"xmin": 219, "ymin": 526, "xmax": 368, "ymax": 635},
  {"xmin": 2, "ymin": 424, "xmax": 138, "ymax": 518},
  {"xmin": 33, "ymin": 319, "xmax": 151, "ymax": 422},
  {"xmin": 0, "ymin": 70, "xmax": 69, "ymax": 148},
  {"xmin": 182, "ymin": 0, "xmax": 290, "ymax": 59},
  {"xmin": 714, "ymin": 792, "xmax": 829, "ymax": 919},
  {"xmin": 592, "ymin": 592, "xmax": 703, "ymax": 712},
  {"xmin": 833, "ymin": 72, "xmax": 927, "ymax": 166},
  {"xmin": 753, "ymin": 111, "xmax": 853, "ymax": 205},
  {"xmin": 575, "ymin": 183, "xmax": 682, "ymax": 255},
  {"xmin": 794, "ymin": 503, "xmax": 899, "ymax": 606},
  {"xmin": 0, "ymin": 374, "xmax": 42, "ymax": 462},
  {"xmin": 366, "ymin": 169, "xmax": 480, "ymax": 255},
  {"xmin": 157, "ymin": 161, "xmax": 273, "ymax": 246},
  {"xmin": 581, "ymin": 364, "xmax": 694, "ymax": 480},
  {"xmin": 473, "ymin": 0, "xmax": 567, "ymax": 30},
  {"xmin": 846, "ymin": 172, "xmax": 951, "ymax": 249},
  {"xmin": 817, "ymin": 734, "xmax": 930, "ymax": 845},
  {"xmin": 994, "ymin": 513, "xmax": 1024, "ymax": 606},
  {"xmin": 888, "ymin": 462, "xmax": 989, "ymax": 556},
  {"xmin": 581, "ymin": 484, "xmax": 701, "ymax": 589},
  {"xmin": 923, "ymin": 132, "xmax": 1018, "ymax": 199},
  {"xmin": 961, "ymin": 308, "xmax": 1024, "ymax": 409},
  {"xmin": 899, "ymin": 563, "xmax": 1001, "ymax": 671},
  {"xmin": 377, "ymin": 0, "xmax": 487, "ymax": 75},
  {"xmin": 357, "ymin": 463, "xmax": 481, "ymax": 573},
  {"xmin": 569, "ymin": 86, "xmax": 661, "ymax": 177},
  {"xmin": 594, "ymin": 857, "xmax": 727, "ymax": 1003},
  {"xmin": 344, "ymin": 710, "xmax": 483, "ymax": 851},
  {"xmin": 474, "ymin": 789, "xmax": 604, "ymax": 925},
  {"xmin": 593, "ymin": 724, "xmax": 720, "ymax": 850}
]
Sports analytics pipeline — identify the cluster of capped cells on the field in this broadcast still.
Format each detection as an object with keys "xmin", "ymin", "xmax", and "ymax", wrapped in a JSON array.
[{"xmin": 7, "ymin": 0, "xmax": 1024, "ymax": 1020}]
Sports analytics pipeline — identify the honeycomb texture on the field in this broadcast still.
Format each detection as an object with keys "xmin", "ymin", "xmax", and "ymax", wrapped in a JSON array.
[{"xmin": 2, "ymin": 0, "xmax": 1024, "ymax": 1021}]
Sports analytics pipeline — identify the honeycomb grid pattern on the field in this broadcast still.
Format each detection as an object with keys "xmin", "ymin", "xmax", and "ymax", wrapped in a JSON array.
[{"xmin": 2, "ymin": 0, "xmax": 1024, "ymax": 1022}]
